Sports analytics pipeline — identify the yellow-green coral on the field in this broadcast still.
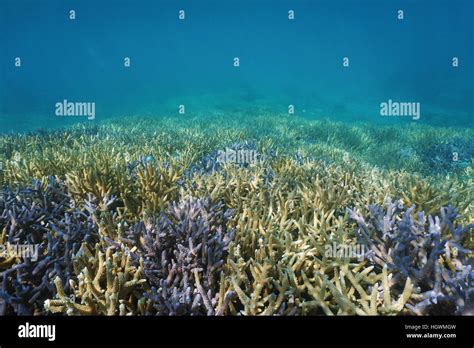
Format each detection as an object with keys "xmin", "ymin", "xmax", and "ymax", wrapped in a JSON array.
[{"xmin": 45, "ymin": 243, "xmax": 148, "ymax": 315}]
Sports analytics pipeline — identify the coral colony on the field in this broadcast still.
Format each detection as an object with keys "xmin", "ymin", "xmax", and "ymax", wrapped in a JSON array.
[{"xmin": 0, "ymin": 113, "xmax": 472, "ymax": 316}]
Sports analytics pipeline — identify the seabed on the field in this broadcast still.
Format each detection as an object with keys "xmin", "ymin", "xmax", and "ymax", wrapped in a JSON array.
[{"xmin": 0, "ymin": 110, "xmax": 472, "ymax": 316}]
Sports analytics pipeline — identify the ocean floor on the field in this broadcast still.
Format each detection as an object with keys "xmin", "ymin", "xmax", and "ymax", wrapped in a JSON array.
[{"xmin": 0, "ymin": 111, "xmax": 472, "ymax": 315}]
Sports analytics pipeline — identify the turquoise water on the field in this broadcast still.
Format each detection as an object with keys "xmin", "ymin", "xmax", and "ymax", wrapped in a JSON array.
[
  {"xmin": 0, "ymin": 0, "xmax": 473, "ymax": 133},
  {"xmin": 1, "ymin": 1, "xmax": 474, "ymax": 319}
]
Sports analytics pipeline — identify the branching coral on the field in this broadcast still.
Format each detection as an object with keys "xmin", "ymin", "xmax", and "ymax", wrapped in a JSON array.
[
  {"xmin": 0, "ymin": 178, "xmax": 97, "ymax": 315},
  {"xmin": 223, "ymin": 203, "xmax": 416, "ymax": 316},
  {"xmin": 347, "ymin": 199, "xmax": 473, "ymax": 315},
  {"xmin": 0, "ymin": 114, "xmax": 472, "ymax": 317},
  {"xmin": 45, "ymin": 242, "xmax": 147, "ymax": 315},
  {"xmin": 122, "ymin": 195, "xmax": 235, "ymax": 315}
]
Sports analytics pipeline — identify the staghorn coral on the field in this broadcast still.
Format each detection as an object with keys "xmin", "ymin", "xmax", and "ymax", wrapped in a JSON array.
[
  {"xmin": 44, "ymin": 242, "xmax": 148, "ymax": 315},
  {"xmin": 0, "ymin": 113, "xmax": 472, "ymax": 316},
  {"xmin": 0, "ymin": 178, "xmax": 97, "ymax": 315},
  {"xmin": 300, "ymin": 263, "xmax": 414, "ymax": 315},
  {"xmin": 223, "ymin": 199, "xmax": 416, "ymax": 316},
  {"xmin": 121, "ymin": 195, "xmax": 235, "ymax": 315},
  {"xmin": 347, "ymin": 199, "xmax": 473, "ymax": 315}
]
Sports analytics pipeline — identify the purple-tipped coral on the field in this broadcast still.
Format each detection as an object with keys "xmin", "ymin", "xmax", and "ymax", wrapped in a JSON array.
[
  {"xmin": 122, "ymin": 195, "xmax": 235, "ymax": 315},
  {"xmin": 0, "ymin": 178, "xmax": 97, "ymax": 315},
  {"xmin": 348, "ymin": 200, "xmax": 473, "ymax": 315}
]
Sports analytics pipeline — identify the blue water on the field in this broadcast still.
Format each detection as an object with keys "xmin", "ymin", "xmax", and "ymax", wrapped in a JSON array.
[{"xmin": 0, "ymin": 0, "xmax": 473, "ymax": 132}]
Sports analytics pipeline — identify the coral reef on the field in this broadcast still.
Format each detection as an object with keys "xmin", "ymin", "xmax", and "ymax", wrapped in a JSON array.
[
  {"xmin": 0, "ymin": 178, "xmax": 97, "ymax": 315},
  {"xmin": 0, "ymin": 113, "xmax": 472, "ymax": 316},
  {"xmin": 348, "ymin": 200, "xmax": 473, "ymax": 315},
  {"xmin": 122, "ymin": 196, "xmax": 235, "ymax": 315},
  {"xmin": 423, "ymin": 137, "xmax": 474, "ymax": 175},
  {"xmin": 45, "ymin": 243, "xmax": 147, "ymax": 315}
]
